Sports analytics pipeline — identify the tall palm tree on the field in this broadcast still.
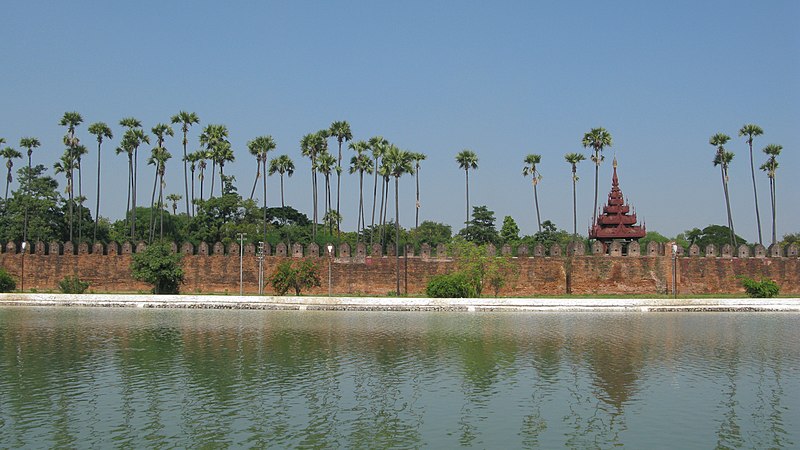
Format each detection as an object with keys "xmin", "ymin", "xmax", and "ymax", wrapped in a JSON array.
[
  {"xmin": 72, "ymin": 144, "xmax": 89, "ymax": 243},
  {"xmin": 146, "ymin": 146, "xmax": 171, "ymax": 241},
  {"xmin": 738, "ymin": 124, "xmax": 764, "ymax": 245},
  {"xmin": 87, "ymin": 123, "xmax": 112, "ymax": 242},
  {"xmin": 117, "ymin": 123, "xmax": 149, "ymax": 240},
  {"xmin": 19, "ymin": 137, "xmax": 40, "ymax": 243},
  {"xmin": 171, "ymin": 111, "xmax": 200, "ymax": 217},
  {"xmin": 60, "ymin": 112, "xmax": 83, "ymax": 148},
  {"xmin": 348, "ymin": 140, "xmax": 372, "ymax": 239},
  {"xmin": 316, "ymin": 152, "xmax": 338, "ymax": 234},
  {"xmin": 1, "ymin": 146, "xmax": 22, "ymax": 201},
  {"xmin": 383, "ymin": 145, "xmax": 414, "ymax": 294},
  {"xmin": 760, "ymin": 144, "xmax": 781, "ymax": 245},
  {"xmin": 368, "ymin": 136, "xmax": 388, "ymax": 245},
  {"xmin": 564, "ymin": 153, "xmax": 586, "ymax": 236},
  {"xmin": 54, "ymin": 151, "xmax": 76, "ymax": 242},
  {"xmin": 196, "ymin": 150, "xmax": 209, "ymax": 203},
  {"xmin": 59, "ymin": 112, "xmax": 83, "ymax": 241},
  {"xmin": 268, "ymin": 155, "xmax": 295, "ymax": 208},
  {"xmin": 329, "ymin": 120, "xmax": 352, "ymax": 229},
  {"xmin": 582, "ymin": 127, "xmax": 613, "ymax": 227},
  {"xmin": 710, "ymin": 133, "xmax": 736, "ymax": 247},
  {"xmin": 455, "ymin": 149, "xmax": 479, "ymax": 224},
  {"xmin": 166, "ymin": 193, "xmax": 182, "ymax": 216},
  {"xmin": 248, "ymin": 135, "xmax": 277, "ymax": 243},
  {"xmin": 215, "ymin": 141, "xmax": 235, "ymax": 190},
  {"xmin": 522, "ymin": 154, "xmax": 543, "ymax": 232},
  {"xmin": 300, "ymin": 131, "xmax": 328, "ymax": 237},
  {"xmin": 199, "ymin": 124, "xmax": 230, "ymax": 197},
  {"xmin": 411, "ymin": 152, "xmax": 427, "ymax": 229},
  {"xmin": 185, "ymin": 151, "xmax": 198, "ymax": 212}
]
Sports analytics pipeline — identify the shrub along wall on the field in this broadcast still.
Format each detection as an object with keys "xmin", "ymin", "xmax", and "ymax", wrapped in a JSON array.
[{"xmin": 0, "ymin": 241, "xmax": 798, "ymax": 296}]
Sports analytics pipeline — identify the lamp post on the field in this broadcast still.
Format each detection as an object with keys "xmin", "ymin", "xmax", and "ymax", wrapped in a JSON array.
[
  {"xmin": 256, "ymin": 241, "xmax": 265, "ymax": 295},
  {"xmin": 326, "ymin": 243, "xmax": 334, "ymax": 297},
  {"xmin": 672, "ymin": 243, "xmax": 678, "ymax": 299},
  {"xmin": 21, "ymin": 241, "xmax": 27, "ymax": 293},
  {"xmin": 237, "ymin": 233, "xmax": 246, "ymax": 296}
]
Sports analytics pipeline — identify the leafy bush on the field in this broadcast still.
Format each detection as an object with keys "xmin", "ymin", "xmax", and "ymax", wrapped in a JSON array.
[
  {"xmin": 740, "ymin": 277, "xmax": 780, "ymax": 298},
  {"xmin": 270, "ymin": 260, "xmax": 321, "ymax": 295},
  {"xmin": 131, "ymin": 241, "xmax": 184, "ymax": 294},
  {"xmin": 0, "ymin": 268, "xmax": 16, "ymax": 292},
  {"xmin": 426, "ymin": 272, "xmax": 476, "ymax": 298},
  {"xmin": 58, "ymin": 276, "xmax": 89, "ymax": 294}
]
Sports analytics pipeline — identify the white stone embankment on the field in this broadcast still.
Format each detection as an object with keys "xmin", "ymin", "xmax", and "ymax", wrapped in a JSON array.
[{"xmin": 1, "ymin": 293, "xmax": 798, "ymax": 312}]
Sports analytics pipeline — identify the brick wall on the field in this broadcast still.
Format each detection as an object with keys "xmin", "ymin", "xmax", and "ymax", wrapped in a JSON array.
[{"xmin": 1, "ymin": 243, "xmax": 798, "ymax": 295}]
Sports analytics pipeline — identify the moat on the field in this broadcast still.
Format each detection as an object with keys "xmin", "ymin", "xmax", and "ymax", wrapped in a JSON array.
[{"xmin": 1, "ymin": 307, "xmax": 798, "ymax": 448}]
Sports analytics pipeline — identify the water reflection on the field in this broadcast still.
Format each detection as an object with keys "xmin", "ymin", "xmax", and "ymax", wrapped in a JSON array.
[{"xmin": 1, "ymin": 309, "xmax": 798, "ymax": 448}]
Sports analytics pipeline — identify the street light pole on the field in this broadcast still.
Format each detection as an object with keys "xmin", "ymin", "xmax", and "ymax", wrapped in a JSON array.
[
  {"xmin": 237, "ymin": 233, "xmax": 246, "ymax": 296},
  {"xmin": 257, "ymin": 241, "xmax": 265, "ymax": 295},
  {"xmin": 21, "ymin": 241, "xmax": 27, "ymax": 293},
  {"xmin": 326, "ymin": 243, "xmax": 334, "ymax": 297},
  {"xmin": 672, "ymin": 243, "xmax": 678, "ymax": 299}
]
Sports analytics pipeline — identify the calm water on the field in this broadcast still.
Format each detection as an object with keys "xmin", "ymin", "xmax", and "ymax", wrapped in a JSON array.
[{"xmin": 1, "ymin": 308, "xmax": 798, "ymax": 449}]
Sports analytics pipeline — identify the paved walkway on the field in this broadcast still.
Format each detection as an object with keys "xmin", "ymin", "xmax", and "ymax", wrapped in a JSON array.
[{"xmin": 1, "ymin": 293, "xmax": 798, "ymax": 312}]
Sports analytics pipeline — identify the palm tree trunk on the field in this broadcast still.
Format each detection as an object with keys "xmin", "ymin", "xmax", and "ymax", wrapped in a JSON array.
[
  {"xmin": 280, "ymin": 172, "xmax": 285, "ymax": 208},
  {"xmin": 159, "ymin": 174, "xmax": 165, "ymax": 240},
  {"xmin": 190, "ymin": 167, "xmax": 196, "ymax": 215},
  {"xmin": 210, "ymin": 161, "xmax": 216, "ymax": 198},
  {"xmin": 23, "ymin": 154, "xmax": 31, "ymax": 243},
  {"xmin": 199, "ymin": 169, "xmax": 204, "ymax": 203},
  {"xmin": 395, "ymin": 177, "xmax": 400, "ymax": 295},
  {"xmin": 771, "ymin": 177, "xmax": 777, "ymax": 245},
  {"xmin": 593, "ymin": 153, "xmax": 599, "ymax": 227},
  {"xmin": 249, "ymin": 158, "xmax": 260, "ymax": 200},
  {"xmin": 125, "ymin": 156, "xmax": 132, "ymax": 235},
  {"xmin": 326, "ymin": 174, "xmax": 332, "ymax": 234},
  {"xmin": 77, "ymin": 161, "xmax": 83, "ymax": 244},
  {"xmin": 370, "ymin": 160, "xmax": 379, "ymax": 245},
  {"xmin": 336, "ymin": 141, "xmax": 342, "ymax": 235},
  {"xmin": 4, "ymin": 167, "xmax": 9, "ymax": 201},
  {"xmin": 748, "ymin": 141, "xmax": 763, "ymax": 245},
  {"xmin": 183, "ymin": 132, "xmax": 190, "ymax": 217},
  {"xmin": 378, "ymin": 177, "xmax": 386, "ymax": 245},
  {"xmin": 465, "ymin": 169, "xmax": 470, "ymax": 224},
  {"xmin": 148, "ymin": 167, "xmax": 159, "ymax": 243},
  {"xmin": 132, "ymin": 147, "xmax": 138, "ymax": 241},
  {"xmin": 94, "ymin": 141, "xmax": 101, "ymax": 242},
  {"xmin": 262, "ymin": 157, "xmax": 268, "ymax": 245},
  {"xmin": 312, "ymin": 164, "xmax": 317, "ymax": 238},
  {"xmin": 358, "ymin": 171, "xmax": 364, "ymax": 243},
  {"xmin": 534, "ymin": 180, "xmax": 542, "ymax": 232},
  {"xmin": 721, "ymin": 166, "xmax": 735, "ymax": 247},
  {"xmin": 415, "ymin": 164, "xmax": 420, "ymax": 229},
  {"xmin": 68, "ymin": 176, "xmax": 73, "ymax": 243},
  {"xmin": 572, "ymin": 172, "xmax": 578, "ymax": 236}
]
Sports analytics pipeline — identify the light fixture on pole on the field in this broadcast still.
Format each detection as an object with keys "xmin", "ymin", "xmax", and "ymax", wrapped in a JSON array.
[
  {"xmin": 237, "ymin": 233, "xmax": 247, "ymax": 296},
  {"xmin": 672, "ymin": 243, "xmax": 678, "ymax": 299},
  {"xmin": 326, "ymin": 243, "xmax": 334, "ymax": 297},
  {"xmin": 256, "ymin": 241, "xmax": 265, "ymax": 295},
  {"xmin": 21, "ymin": 241, "xmax": 27, "ymax": 293}
]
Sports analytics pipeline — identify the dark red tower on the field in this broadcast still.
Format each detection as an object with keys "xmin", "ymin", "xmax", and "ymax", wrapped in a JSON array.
[{"xmin": 589, "ymin": 158, "xmax": 646, "ymax": 248}]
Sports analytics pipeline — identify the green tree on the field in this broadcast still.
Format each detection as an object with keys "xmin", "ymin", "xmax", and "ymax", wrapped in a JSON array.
[
  {"xmin": 146, "ymin": 145, "xmax": 172, "ymax": 242},
  {"xmin": 411, "ymin": 152, "xmax": 427, "ymax": 228},
  {"xmin": 1, "ymin": 146, "xmax": 22, "ymax": 201},
  {"xmin": 348, "ymin": 141, "xmax": 373, "ymax": 240},
  {"xmin": 171, "ymin": 111, "xmax": 200, "ymax": 217},
  {"xmin": 328, "ymin": 120, "xmax": 352, "ymax": 228},
  {"xmin": 248, "ymin": 135, "xmax": 277, "ymax": 244},
  {"xmin": 564, "ymin": 152, "xmax": 586, "ymax": 236},
  {"xmin": 455, "ymin": 149, "xmax": 479, "ymax": 224},
  {"xmin": 458, "ymin": 205, "xmax": 498, "ymax": 245},
  {"xmin": 760, "ymin": 143, "xmax": 781, "ymax": 245},
  {"xmin": 269, "ymin": 154, "xmax": 295, "ymax": 208},
  {"xmin": 72, "ymin": 144, "xmax": 89, "ymax": 244},
  {"xmin": 18, "ymin": 136, "xmax": 41, "ymax": 243},
  {"xmin": 448, "ymin": 238, "xmax": 515, "ymax": 297},
  {"xmin": 270, "ymin": 260, "xmax": 321, "ymax": 295},
  {"xmin": 383, "ymin": 145, "xmax": 414, "ymax": 294},
  {"xmin": 710, "ymin": 133, "xmax": 736, "ymax": 247},
  {"xmin": 739, "ymin": 124, "xmax": 764, "ymax": 245},
  {"xmin": 131, "ymin": 241, "xmax": 184, "ymax": 294},
  {"xmin": 582, "ymin": 127, "xmax": 612, "ymax": 227},
  {"xmin": 316, "ymin": 151, "xmax": 338, "ymax": 232},
  {"xmin": 529, "ymin": 220, "xmax": 572, "ymax": 253},
  {"xmin": 167, "ymin": 193, "xmax": 182, "ymax": 216},
  {"xmin": 87, "ymin": 122, "xmax": 113, "ymax": 242},
  {"xmin": 117, "ymin": 121, "xmax": 150, "ymax": 241},
  {"xmin": 408, "ymin": 221, "xmax": 452, "ymax": 248},
  {"xmin": 0, "ymin": 165, "xmax": 65, "ymax": 243},
  {"xmin": 368, "ymin": 136, "xmax": 388, "ymax": 244},
  {"xmin": 300, "ymin": 131, "xmax": 328, "ymax": 238},
  {"xmin": 686, "ymin": 225, "xmax": 746, "ymax": 251},
  {"xmin": 53, "ymin": 150, "xmax": 76, "ymax": 242},
  {"xmin": 522, "ymin": 154, "xmax": 543, "ymax": 232},
  {"xmin": 199, "ymin": 124, "xmax": 230, "ymax": 198},
  {"xmin": 499, "ymin": 215, "xmax": 520, "ymax": 244}
]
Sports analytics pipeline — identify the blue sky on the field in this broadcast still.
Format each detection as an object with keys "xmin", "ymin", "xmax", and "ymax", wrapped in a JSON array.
[{"xmin": 2, "ymin": 1, "xmax": 798, "ymax": 243}]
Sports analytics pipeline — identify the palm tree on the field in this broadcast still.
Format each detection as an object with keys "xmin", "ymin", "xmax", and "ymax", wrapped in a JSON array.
[
  {"xmin": 60, "ymin": 112, "xmax": 83, "ymax": 148},
  {"xmin": 760, "ymin": 144, "xmax": 781, "ymax": 245},
  {"xmin": 87, "ymin": 123, "xmax": 112, "ymax": 242},
  {"xmin": 19, "ymin": 137, "xmax": 40, "ymax": 243},
  {"xmin": 522, "ymin": 154, "xmax": 543, "ymax": 232},
  {"xmin": 268, "ymin": 155, "xmax": 295, "ymax": 208},
  {"xmin": 582, "ymin": 127, "xmax": 613, "ymax": 227},
  {"xmin": 185, "ymin": 151, "xmax": 198, "ymax": 212},
  {"xmin": 710, "ymin": 133, "xmax": 736, "ymax": 248},
  {"xmin": 54, "ymin": 151, "xmax": 76, "ymax": 241},
  {"xmin": 72, "ymin": 144, "xmax": 89, "ymax": 243},
  {"xmin": 368, "ymin": 136, "xmax": 388, "ymax": 245},
  {"xmin": 455, "ymin": 149, "xmax": 479, "ymax": 224},
  {"xmin": 1, "ymin": 146, "xmax": 22, "ymax": 201},
  {"xmin": 329, "ymin": 120, "xmax": 352, "ymax": 231},
  {"xmin": 199, "ymin": 124, "xmax": 230, "ymax": 197},
  {"xmin": 215, "ymin": 141, "xmax": 235, "ymax": 190},
  {"xmin": 248, "ymin": 135, "xmax": 277, "ymax": 244},
  {"xmin": 564, "ymin": 153, "xmax": 586, "ymax": 236},
  {"xmin": 59, "ymin": 112, "xmax": 83, "ymax": 241},
  {"xmin": 348, "ymin": 140, "xmax": 372, "ymax": 239},
  {"xmin": 738, "ymin": 124, "xmax": 764, "ymax": 245},
  {"xmin": 167, "ymin": 193, "xmax": 182, "ymax": 216},
  {"xmin": 171, "ymin": 111, "xmax": 200, "ymax": 217},
  {"xmin": 196, "ymin": 150, "xmax": 209, "ymax": 203},
  {"xmin": 146, "ymin": 146, "xmax": 171, "ymax": 241},
  {"xmin": 411, "ymin": 152, "xmax": 427, "ymax": 229},
  {"xmin": 316, "ymin": 152, "xmax": 338, "ymax": 234},
  {"xmin": 383, "ymin": 145, "xmax": 414, "ymax": 294},
  {"xmin": 117, "ymin": 123, "xmax": 150, "ymax": 240},
  {"xmin": 300, "ymin": 131, "xmax": 328, "ymax": 237}
]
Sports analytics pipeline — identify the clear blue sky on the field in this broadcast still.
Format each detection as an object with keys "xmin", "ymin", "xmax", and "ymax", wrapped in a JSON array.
[{"xmin": 2, "ymin": 1, "xmax": 798, "ymax": 243}]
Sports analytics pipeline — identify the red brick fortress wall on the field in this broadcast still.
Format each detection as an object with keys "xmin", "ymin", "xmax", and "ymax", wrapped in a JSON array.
[{"xmin": 1, "ymin": 242, "xmax": 798, "ymax": 296}]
